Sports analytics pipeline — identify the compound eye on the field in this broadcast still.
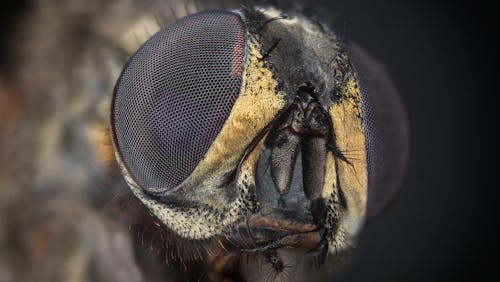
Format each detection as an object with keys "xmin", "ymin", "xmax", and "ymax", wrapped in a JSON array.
[
  {"xmin": 347, "ymin": 42, "xmax": 411, "ymax": 219},
  {"xmin": 111, "ymin": 11, "xmax": 246, "ymax": 193}
]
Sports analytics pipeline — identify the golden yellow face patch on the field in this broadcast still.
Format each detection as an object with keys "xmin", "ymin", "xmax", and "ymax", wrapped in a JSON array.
[
  {"xmin": 114, "ymin": 35, "xmax": 288, "ymax": 240},
  {"xmin": 328, "ymin": 75, "xmax": 368, "ymax": 237},
  {"xmin": 178, "ymin": 38, "xmax": 287, "ymax": 208},
  {"xmin": 110, "ymin": 6, "xmax": 408, "ymax": 278}
]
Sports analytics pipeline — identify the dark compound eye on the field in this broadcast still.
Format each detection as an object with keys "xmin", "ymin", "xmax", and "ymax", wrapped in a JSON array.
[
  {"xmin": 347, "ymin": 41, "xmax": 411, "ymax": 219},
  {"xmin": 111, "ymin": 10, "xmax": 246, "ymax": 193}
]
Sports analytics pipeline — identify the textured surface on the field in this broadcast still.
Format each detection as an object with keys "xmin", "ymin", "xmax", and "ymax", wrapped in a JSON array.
[
  {"xmin": 1, "ymin": 1, "xmax": 496, "ymax": 282},
  {"xmin": 347, "ymin": 41, "xmax": 410, "ymax": 219},
  {"xmin": 116, "ymin": 37, "xmax": 287, "ymax": 240},
  {"xmin": 112, "ymin": 10, "xmax": 245, "ymax": 192}
]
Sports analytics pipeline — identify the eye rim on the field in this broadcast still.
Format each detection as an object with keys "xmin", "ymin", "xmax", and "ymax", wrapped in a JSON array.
[
  {"xmin": 346, "ymin": 40, "xmax": 411, "ymax": 219},
  {"xmin": 110, "ymin": 10, "xmax": 248, "ymax": 194}
]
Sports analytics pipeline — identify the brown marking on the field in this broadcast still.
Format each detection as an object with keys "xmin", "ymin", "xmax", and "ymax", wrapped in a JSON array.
[
  {"xmin": 231, "ymin": 32, "xmax": 245, "ymax": 78},
  {"xmin": 0, "ymin": 80, "xmax": 25, "ymax": 123},
  {"xmin": 247, "ymin": 216, "xmax": 317, "ymax": 233},
  {"xmin": 88, "ymin": 122, "xmax": 116, "ymax": 166}
]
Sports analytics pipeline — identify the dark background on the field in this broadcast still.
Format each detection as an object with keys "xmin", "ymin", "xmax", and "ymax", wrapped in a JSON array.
[
  {"xmin": 1, "ymin": 0, "xmax": 498, "ymax": 281},
  {"xmin": 319, "ymin": 1, "xmax": 499, "ymax": 282}
]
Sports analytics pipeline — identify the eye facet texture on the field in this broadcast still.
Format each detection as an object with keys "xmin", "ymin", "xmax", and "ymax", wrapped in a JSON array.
[
  {"xmin": 112, "ymin": 11, "xmax": 246, "ymax": 192},
  {"xmin": 347, "ymin": 41, "xmax": 411, "ymax": 219}
]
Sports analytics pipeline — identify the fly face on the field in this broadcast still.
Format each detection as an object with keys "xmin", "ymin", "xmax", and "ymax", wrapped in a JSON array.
[{"xmin": 111, "ymin": 5, "xmax": 409, "ymax": 279}]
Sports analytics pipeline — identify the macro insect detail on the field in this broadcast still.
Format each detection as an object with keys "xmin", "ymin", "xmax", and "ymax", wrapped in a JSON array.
[{"xmin": 111, "ymin": 5, "xmax": 409, "ymax": 281}]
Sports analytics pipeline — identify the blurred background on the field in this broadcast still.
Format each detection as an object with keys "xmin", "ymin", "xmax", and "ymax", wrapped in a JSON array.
[{"xmin": 0, "ymin": 0, "xmax": 498, "ymax": 281}]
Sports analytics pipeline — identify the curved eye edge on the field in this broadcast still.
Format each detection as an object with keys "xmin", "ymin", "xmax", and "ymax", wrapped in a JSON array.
[
  {"xmin": 347, "ymin": 40, "xmax": 411, "ymax": 220},
  {"xmin": 110, "ymin": 10, "xmax": 247, "ymax": 194}
]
